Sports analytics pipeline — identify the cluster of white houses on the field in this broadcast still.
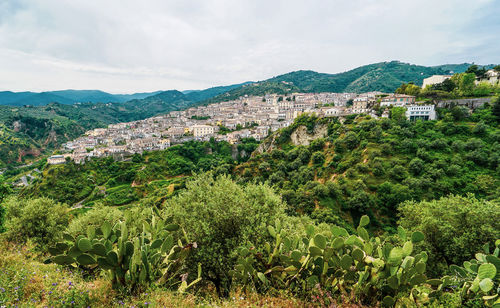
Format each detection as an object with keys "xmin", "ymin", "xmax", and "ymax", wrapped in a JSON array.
[{"xmin": 48, "ymin": 91, "xmax": 438, "ymax": 165}]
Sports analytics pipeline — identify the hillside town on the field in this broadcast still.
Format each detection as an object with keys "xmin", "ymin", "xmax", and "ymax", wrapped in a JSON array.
[{"xmin": 46, "ymin": 89, "xmax": 444, "ymax": 164}]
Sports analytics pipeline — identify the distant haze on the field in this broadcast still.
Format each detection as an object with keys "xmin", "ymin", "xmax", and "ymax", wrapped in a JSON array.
[{"xmin": 0, "ymin": 0, "xmax": 499, "ymax": 93}]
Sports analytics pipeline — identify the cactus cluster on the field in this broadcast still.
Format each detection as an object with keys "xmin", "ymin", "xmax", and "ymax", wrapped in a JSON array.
[
  {"xmin": 46, "ymin": 212, "xmax": 201, "ymax": 293},
  {"xmin": 429, "ymin": 239, "xmax": 500, "ymax": 307},
  {"xmin": 230, "ymin": 215, "xmax": 427, "ymax": 307}
]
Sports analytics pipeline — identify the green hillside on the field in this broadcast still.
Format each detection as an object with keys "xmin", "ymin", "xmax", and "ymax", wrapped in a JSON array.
[
  {"xmin": 21, "ymin": 138, "xmax": 259, "ymax": 205},
  {"xmin": 2, "ymin": 103, "xmax": 499, "ymax": 307},
  {"xmin": 20, "ymin": 103, "xmax": 500, "ymax": 221},
  {"xmin": 0, "ymin": 105, "xmax": 96, "ymax": 167},
  {"xmin": 237, "ymin": 108, "xmax": 500, "ymax": 226}
]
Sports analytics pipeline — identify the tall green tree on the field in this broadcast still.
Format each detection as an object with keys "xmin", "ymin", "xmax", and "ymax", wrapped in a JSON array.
[
  {"xmin": 457, "ymin": 73, "xmax": 477, "ymax": 96},
  {"xmin": 163, "ymin": 173, "xmax": 291, "ymax": 295}
]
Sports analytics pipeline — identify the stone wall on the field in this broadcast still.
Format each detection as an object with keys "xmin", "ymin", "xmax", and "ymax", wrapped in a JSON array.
[{"xmin": 436, "ymin": 97, "xmax": 492, "ymax": 109}]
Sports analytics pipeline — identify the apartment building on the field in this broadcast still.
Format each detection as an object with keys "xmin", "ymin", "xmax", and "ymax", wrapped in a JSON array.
[
  {"xmin": 191, "ymin": 124, "xmax": 215, "ymax": 137},
  {"xmin": 380, "ymin": 94, "xmax": 415, "ymax": 107},
  {"xmin": 406, "ymin": 105, "xmax": 436, "ymax": 121}
]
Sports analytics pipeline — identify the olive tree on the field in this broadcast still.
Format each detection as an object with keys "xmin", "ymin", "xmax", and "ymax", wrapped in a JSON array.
[{"xmin": 164, "ymin": 173, "xmax": 290, "ymax": 295}]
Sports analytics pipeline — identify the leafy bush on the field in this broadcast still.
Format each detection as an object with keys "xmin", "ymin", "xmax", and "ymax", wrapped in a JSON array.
[
  {"xmin": 67, "ymin": 204, "xmax": 124, "ymax": 237},
  {"xmin": 2, "ymin": 196, "xmax": 70, "ymax": 248},
  {"xmin": 399, "ymin": 195, "xmax": 500, "ymax": 277},
  {"xmin": 311, "ymin": 151, "xmax": 325, "ymax": 166}
]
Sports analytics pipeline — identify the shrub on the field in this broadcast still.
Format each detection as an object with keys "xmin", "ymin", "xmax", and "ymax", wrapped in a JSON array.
[
  {"xmin": 408, "ymin": 158, "xmax": 424, "ymax": 176},
  {"xmin": 399, "ymin": 195, "xmax": 500, "ymax": 277},
  {"xmin": 343, "ymin": 131, "xmax": 360, "ymax": 150},
  {"xmin": 311, "ymin": 151, "xmax": 325, "ymax": 166},
  {"xmin": 163, "ymin": 173, "xmax": 289, "ymax": 295},
  {"xmin": 2, "ymin": 196, "xmax": 70, "ymax": 248},
  {"xmin": 67, "ymin": 204, "xmax": 124, "ymax": 237},
  {"xmin": 389, "ymin": 165, "xmax": 408, "ymax": 181}
]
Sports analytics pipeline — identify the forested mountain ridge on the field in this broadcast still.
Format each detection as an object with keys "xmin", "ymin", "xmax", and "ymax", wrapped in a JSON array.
[
  {"xmin": 2, "ymin": 61, "xmax": 491, "ymax": 108},
  {"xmin": 0, "ymin": 82, "xmax": 250, "ymax": 107},
  {"xmin": 199, "ymin": 61, "xmax": 491, "ymax": 104}
]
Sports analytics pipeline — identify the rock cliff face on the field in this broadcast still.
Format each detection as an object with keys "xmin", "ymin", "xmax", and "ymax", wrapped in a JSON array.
[
  {"xmin": 254, "ymin": 124, "xmax": 328, "ymax": 155},
  {"xmin": 290, "ymin": 124, "xmax": 328, "ymax": 146},
  {"xmin": 254, "ymin": 134, "xmax": 279, "ymax": 155}
]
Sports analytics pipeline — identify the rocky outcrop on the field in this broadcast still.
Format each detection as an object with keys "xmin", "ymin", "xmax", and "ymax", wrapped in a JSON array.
[
  {"xmin": 254, "ymin": 134, "xmax": 280, "ymax": 155},
  {"xmin": 290, "ymin": 124, "xmax": 328, "ymax": 146},
  {"xmin": 254, "ymin": 123, "xmax": 328, "ymax": 155}
]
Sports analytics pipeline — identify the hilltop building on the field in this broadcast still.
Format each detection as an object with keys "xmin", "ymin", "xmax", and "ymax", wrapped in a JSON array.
[{"xmin": 477, "ymin": 69, "xmax": 499, "ymax": 85}]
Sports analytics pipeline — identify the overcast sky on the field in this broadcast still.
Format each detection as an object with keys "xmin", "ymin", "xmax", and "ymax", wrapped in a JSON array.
[{"xmin": 0, "ymin": 0, "xmax": 498, "ymax": 93}]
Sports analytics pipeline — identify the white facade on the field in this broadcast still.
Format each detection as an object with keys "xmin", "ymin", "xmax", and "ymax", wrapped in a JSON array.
[
  {"xmin": 406, "ymin": 105, "xmax": 436, "ymax": 121},
  {"xmin": 422, "ymin": 75, "xmax": 452, "ymax": 88},
  {"xmin": 322, "ymin": 107, "xmax": 348, "ymax": 117},
  {"xmin": 47, "ymin": 155, "xmax": 66, "ymax": 165},
  {"xmin": 477, "ymin": 69, "xmax": 499, "ymax": 85}
]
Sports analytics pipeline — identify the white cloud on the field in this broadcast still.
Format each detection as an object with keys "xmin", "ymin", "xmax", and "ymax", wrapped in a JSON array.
[{"xmin": 0, "ymin": 0, "xmax": 498, "ymax": 92}]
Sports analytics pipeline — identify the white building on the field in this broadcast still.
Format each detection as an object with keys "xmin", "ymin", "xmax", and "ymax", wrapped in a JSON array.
[
  {"xmin": 478, "ymin": 69, "xmax": 499, "ymax": 85},
  {"xmin": 191, "ymin": 125, "xmax": 214, "ymax": 137},
  {"xmin": 352, "ymin": 97, "xmax": 370, "ymax": 114},
  {"xmin": 406, "ymin": 105, "xmax": 436, "ymax": 121},
  {"xmin": 422, "ymin": 75, "xmax": 452, "ymax": 88},
  {"xmin": 322, "ymin": 107, "xmax": 348, "ymax": 117}
]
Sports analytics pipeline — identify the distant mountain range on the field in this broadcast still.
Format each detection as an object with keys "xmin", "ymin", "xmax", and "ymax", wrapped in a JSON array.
[
  {"xmin": 0, "ymin": 90, "xmax": 165, "ymax": 107},
  {"xmin": 1, "ymin": 61, "xmax": 492, "ymax": 108}
]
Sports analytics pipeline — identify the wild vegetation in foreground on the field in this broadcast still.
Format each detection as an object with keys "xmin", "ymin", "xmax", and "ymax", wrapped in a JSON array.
[{"xmin": 0, "ymin": 99, "xmax": 499, "ymax": 307}]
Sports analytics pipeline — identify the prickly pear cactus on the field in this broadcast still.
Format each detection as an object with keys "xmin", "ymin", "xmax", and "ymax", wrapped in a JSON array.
[
  {"xmin": 429, "ymin": 239, "xmax": 500, "ymax": 307},
  {"xmin": 230, "ymin": 215, "xmax": 427, "ymax": 307},
  {"xmin": 47, "ymin": 211, "xmax": 201, "ymax": 293}
]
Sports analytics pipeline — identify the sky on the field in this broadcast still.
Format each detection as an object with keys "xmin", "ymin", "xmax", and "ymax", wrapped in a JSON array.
[{"xmin": 0, "ymin": 0, "xmax": 499, "ymax": 93}]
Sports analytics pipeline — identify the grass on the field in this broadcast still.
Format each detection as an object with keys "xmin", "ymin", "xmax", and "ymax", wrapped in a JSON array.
[{"xmin": 0, "ymin": 240, "xmax": 307, "ymax": 307}]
